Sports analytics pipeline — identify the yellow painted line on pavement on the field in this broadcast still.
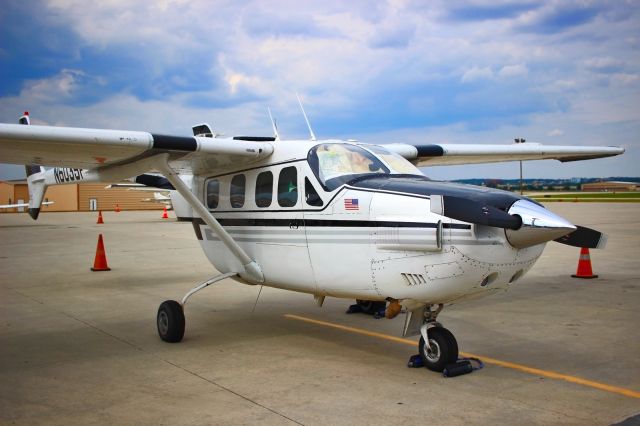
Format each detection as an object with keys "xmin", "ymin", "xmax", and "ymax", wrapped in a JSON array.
[{"xmin": 284, "ymin": 314, "xmax": 640, "ymax": 400}]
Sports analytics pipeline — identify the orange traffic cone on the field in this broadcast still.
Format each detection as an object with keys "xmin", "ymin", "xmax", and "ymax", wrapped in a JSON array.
[
  {"xmin": 571, "ymin": 247, "xmax": 598, "ymax": 279},
  {"xmin": 161, "ymin": 206, "xmax": 169, "ymax": 219},
  {"xmin": 91, "ymin": 234, "xmax": 111, "ymax": 271},
  {"xmin": 96, "ymin": 210, "xmax": 104, "ymax": 224},
  {"xmin": 115, "ymin": 204, "xmax": 121, "ymax": 213}
]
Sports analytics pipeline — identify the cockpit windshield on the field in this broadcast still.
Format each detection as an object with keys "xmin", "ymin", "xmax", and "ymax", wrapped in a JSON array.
[
  {"xmin": 365, "ymin": 145, "xmax": 424, "ymax": 175},
  {"xmin": 307, "ymin": 143, "xmax": 423, "ymax": 191}
]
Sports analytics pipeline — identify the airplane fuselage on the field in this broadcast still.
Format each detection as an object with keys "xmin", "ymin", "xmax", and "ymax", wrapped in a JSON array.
[{"xmin": 188, "ymin": 139, "xmax": 546, "ymax": 306}]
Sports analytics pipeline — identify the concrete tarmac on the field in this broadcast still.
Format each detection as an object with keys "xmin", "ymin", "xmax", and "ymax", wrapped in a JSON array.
[{"xmin": 1, "ymin": 204, "xmax": 638, "ymax": 425}]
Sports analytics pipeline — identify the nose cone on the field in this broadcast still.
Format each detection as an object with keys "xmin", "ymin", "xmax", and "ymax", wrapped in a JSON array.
[{"xmin": 505, "ymin": 200, "xmax": 576, "ymax": 248}]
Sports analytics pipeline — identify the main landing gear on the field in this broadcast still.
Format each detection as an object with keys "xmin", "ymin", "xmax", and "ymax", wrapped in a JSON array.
[
  {"xmin": 416, "ymin": 304, "xmax": 459, "ymax": 372},
  {"xmin": 157, "ymin": 300, "xmax": 185, "ymax": 342},
  {"xmin": 157, "ymin": 272, "xmax": 237, "ymax": 343}
]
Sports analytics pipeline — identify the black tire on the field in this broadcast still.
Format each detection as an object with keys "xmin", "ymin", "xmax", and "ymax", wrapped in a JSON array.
[
  {"xmin": 356, "ymin": 299, "xmax": 386, "ymax": 315},
  {"xmin": 418, "ymin": 327, "xmax": 459, "ymax": 372},
  {"xmin": 157, "ymin": 300, "xmax": 185, "ymax": 343},
  {"xmin": 437, "ymin": 327, "xmax": 459, "ymax": 364}
]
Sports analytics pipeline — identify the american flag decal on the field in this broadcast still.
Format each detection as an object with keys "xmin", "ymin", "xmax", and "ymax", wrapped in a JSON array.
[{"xmin": 344, "ymin": 198, "xmax": 359, "ymax": 210}]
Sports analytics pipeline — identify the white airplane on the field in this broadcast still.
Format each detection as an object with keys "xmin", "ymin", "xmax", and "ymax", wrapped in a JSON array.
[
  {"xmin": 0, "ymin": 109, "xmax": 624, "ymax": 372},
  {"xmin": 104, "ymin": 181, "xmax": 193, "ymax": 220},
  {"xmin": 105, "ymin": 183, "xmax": 173, "ymax": 206},
  {"xmin": 141, "ymin": 191, "xmax": 172, "ymax": 205}
]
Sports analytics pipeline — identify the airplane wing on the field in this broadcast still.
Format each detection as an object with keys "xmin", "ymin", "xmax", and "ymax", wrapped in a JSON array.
[
  {"xmin": 386, "ymin": 142, "xmax": 624, "ymax": 166},
  {"xmin": 0, "ymin": 123, "xmax": 274, "ymax": 174}
]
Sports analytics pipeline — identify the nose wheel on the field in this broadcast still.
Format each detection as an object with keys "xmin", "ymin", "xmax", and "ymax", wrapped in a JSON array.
[{"xmin": 418, "ymin": 326, "xmax": 459, "ymax": 372}]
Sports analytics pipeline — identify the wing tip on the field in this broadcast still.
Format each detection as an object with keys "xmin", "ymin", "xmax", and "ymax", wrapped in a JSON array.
[{"xmin": 28, "ymin": 208, "xmax": 40, "ymax": 220}]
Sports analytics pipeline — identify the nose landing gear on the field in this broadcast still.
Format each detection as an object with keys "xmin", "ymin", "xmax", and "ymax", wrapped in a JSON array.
[
  {"xmin": 415, "ymin": 304, "xmax": 459, "ymax": 372},
  {"xmin": 419, "ymin": 326, "xmax": 459, "ymax": 372}
]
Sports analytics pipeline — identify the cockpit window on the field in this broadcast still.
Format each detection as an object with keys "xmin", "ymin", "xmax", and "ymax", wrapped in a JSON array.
[
  {"xmin": 364, "ymin": 145, "xmax": 424, "ymax": 176},
  {"xmin": 307, "ymin": 143, "xmax": 390, "ymax": 191}
]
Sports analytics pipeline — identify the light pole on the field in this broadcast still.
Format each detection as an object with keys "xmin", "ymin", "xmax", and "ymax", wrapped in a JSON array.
[{"xmin": 515, "ymin": 138, "xmax": 526, "ymax": 195}]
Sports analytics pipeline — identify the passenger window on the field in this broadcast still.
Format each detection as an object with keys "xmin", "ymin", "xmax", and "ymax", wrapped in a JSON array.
[
  {"xmin": 255, "ymin": 171, "xmax": 273, "ymax": 207},
  {"xmin": 230, "ymin": 174, "xmax": 245, "ymax": 208},
  {"xmin": 207, "ymin": 179, "xmax": 219, "ymax": 209},
  {"xmin": 278, "ymin": 167, "xmax": 298, "ymax": 207},
  {"xmin": 305, "ymin": 177, "xmax": 323, "ymax": 206}
]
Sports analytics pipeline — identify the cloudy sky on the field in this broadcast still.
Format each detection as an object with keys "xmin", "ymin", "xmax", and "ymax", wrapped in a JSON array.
[{"xmin": 1, "ymin": 0, "xmax": 638, "ymax": 180}]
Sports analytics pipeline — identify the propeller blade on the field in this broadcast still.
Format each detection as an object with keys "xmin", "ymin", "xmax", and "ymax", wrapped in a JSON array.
[
  {"xmin": 554, "ymin": 225, "xmax": 607, "ymax": 249},
  {"xmin": 430, "ymin": 195, "xmax": 522, "ymax": 229}
]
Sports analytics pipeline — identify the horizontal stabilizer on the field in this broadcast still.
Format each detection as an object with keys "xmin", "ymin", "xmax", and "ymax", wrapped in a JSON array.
[
  {"xmin": 554, "ymin": 225, "xmax": 607, "ymax": 249},
  {"xmin": 0, "ymin": 201, "xmax": 53, "ymax": 209}
]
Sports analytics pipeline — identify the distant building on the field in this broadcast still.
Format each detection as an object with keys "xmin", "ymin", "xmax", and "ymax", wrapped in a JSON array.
[
  {"xmin": 0, "ymin": 180, "xmax": 164, "ymax": 213},
  {"xmin": 581, "ymin": 181, "xmax": 638, "ymax": 192}
]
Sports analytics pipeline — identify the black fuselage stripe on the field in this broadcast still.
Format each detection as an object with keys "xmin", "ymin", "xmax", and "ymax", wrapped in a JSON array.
[
  {"xmin": 152, "ymin": 134, "xmax": 197, "ymax": 151},
  {"xmin": 233, "ymin": 136, "xmax": 276, "ymax": 142},
  {"xmin": 191, "ymin": 217, "xmax": 470, "ymax": 229}
]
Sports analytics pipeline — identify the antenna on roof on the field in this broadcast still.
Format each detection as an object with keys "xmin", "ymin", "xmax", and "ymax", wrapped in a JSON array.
[
  {"xmin": 296, "ymin": 92, "xmax": 317, "ymax": 141},
  {"xmin": 267, "ymin": 107, "xmax": 280, "ymax": 141}
]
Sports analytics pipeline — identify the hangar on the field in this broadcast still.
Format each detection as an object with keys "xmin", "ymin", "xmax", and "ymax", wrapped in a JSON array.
[
  {"xmin": 0, "ymin": 180, "xmax": 164, "ymax": 213},
  {"xmin": 581, "ymin": 181, "xmax": 638, "ymax": 192}
]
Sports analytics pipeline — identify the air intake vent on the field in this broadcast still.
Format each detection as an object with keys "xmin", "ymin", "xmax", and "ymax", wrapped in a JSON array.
[{"xmin": 401, "ymin": 273, "xmax": 427, "ymax": 286}]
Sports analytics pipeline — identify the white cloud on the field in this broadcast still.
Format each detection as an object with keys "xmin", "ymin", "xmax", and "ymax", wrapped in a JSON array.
[
  {"xmin": 46, "ymin": 0, "xmax": 211, "ymax": 52},
  {"xmin": 611, "ymin": 73, "xmax": 639, "ymax": 85},
  {"xmin": 461, "ymin": 66, "xmax": 494, "ymax": 83},
  {"xmin": 21, "ymin": 69, "xmax": 90, "ymax": 101},
  {"xmin": 1, "ymin": 0, "xmax": 638, "ymax": 179},
  {"xmin": 547, "ymin": 129, "xmax": 564, "ymax": 136},
  {"xmin": 553, "ymin": 80, "xmax": 577, "ymax": 89},
  {"xmin": 583, "ymin": 56, "xmax": 625, "ymax": 73},
  {"xmin": 498, "ymin": 63, "xmax": 528, "ymax": 78}
]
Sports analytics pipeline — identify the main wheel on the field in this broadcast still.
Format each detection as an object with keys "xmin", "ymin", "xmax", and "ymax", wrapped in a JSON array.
[
  {"xmin": 356, "ymin": 299, "xmax": 386, "ymax": 315},
  {"xmin": 157, "ymin": 300, "xmax": 185, "ymax": 343},
  {"xmin": 418, "ymin": 327, "xmax": 459, "ymax": 372}
]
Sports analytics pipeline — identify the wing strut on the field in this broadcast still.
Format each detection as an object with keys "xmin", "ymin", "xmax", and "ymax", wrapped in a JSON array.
[{"xmin": 151, "ymin": 154, "xmax": 264, "ymax": 283}]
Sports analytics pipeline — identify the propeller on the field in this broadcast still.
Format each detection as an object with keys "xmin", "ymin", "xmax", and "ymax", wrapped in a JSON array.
[
  {"xmin": 554, "ymin": 225, "xmax": 607, "ymax": 249},
  {"xmin": 430, "ymin": 194, "xmax": 608, "ymax": 250},
  {"xmin": 430, "ymin": 196, "xmax": 594, "ymax": 249}
]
